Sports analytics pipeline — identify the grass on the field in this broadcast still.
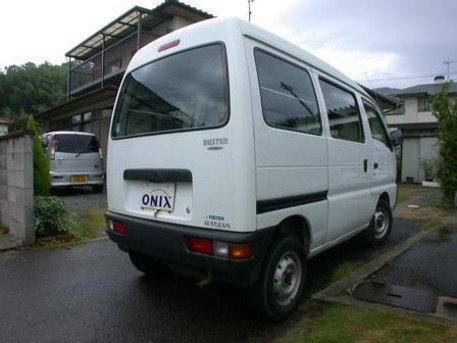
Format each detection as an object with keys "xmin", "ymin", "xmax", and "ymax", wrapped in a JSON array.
[
  {"xmin": 291, "ymin": 303, "xmax": 457, "ymax": 343},
  {"xmin": 329, "ymin": 261, "xmax": 364, "ymax": 284},
  {"xmin": 68, "ymin": 207, "xmax": 106, "ymax": 241},
  {"xmin": 0, "ymin": 222, "xmax": 8, "ymax": 234}
]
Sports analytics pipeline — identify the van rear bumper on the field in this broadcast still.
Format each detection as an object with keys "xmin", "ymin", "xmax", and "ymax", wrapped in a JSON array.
[{"xmin": 105, "ymin": 211, "xmax": 275, "ymax": 287}]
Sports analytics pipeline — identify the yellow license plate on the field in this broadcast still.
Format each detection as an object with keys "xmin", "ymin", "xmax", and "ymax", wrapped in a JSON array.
[{"xmin": 70, "ymin": 175, "xmax": 88, "ymax": 184}]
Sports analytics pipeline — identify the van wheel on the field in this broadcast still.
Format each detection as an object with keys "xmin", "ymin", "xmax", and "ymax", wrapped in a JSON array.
[
  {"xmin": 363, "ymin": 199, "xmax": 393, "ymax": 245},
  {"xmin": 250, "ymin": 235, "xmax": 306, "ymax": 322},
  {"xmin": 129, "ymin": 251, "xmax": 167, "ymax": 275},
  {"xmin": 92, "ymin": 185, "xmax": 104, "ymax": 193}
]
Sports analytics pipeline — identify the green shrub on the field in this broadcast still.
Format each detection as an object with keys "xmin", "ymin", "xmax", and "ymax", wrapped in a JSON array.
[
  {"xmin": 34, "ymin": 196, "xmax": 74, "ymax": 237},
  {"xmin": 27, "ymin": 115, "xmax": 50, "ymax": 196},
  {"xmin": 431, "ymin": 82, "xmax": 457, "ymax": 207}
]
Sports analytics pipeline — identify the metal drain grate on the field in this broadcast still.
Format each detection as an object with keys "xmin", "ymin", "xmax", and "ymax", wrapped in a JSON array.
[{"xmin": 353, "ymin": 280, "xmax": 437, "ymax": 312}]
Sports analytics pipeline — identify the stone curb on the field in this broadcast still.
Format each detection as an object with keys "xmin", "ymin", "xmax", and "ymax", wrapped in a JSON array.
[{"xmin": 312, "ymin": 223, "xmax": 457, "ymax": 323}]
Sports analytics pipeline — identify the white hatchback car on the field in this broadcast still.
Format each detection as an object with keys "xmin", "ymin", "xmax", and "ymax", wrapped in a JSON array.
[{"xmin": 42, "ymin": 131, "xmax": 105, "ymax": 193}]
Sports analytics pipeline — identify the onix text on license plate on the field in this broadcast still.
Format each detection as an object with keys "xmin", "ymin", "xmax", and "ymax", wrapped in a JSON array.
[{"xmin": 141, "ymin": 183, "xmax": 175, "ymax": 212}]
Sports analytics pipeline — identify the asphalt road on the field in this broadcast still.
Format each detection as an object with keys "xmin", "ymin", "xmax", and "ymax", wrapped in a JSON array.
[{"xmin": 0, "ymin": 219, "xmax": 419, "ymax": 343}]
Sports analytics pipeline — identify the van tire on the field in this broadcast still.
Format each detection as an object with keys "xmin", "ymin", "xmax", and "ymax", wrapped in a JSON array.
[
  {"xmin": 250, "ymin": 235, "xmax": 306, "ymax": 322},
  {"xmin": 363, "ymin": 199, "xmax": 393, "ymax": 246},
  {"xmin": 92, "ymin": 185, "xmax": 104, "ymax": 194},
  {"xmin": 129, "ymin": 251, "xmax": 167, "ymax": 275}
]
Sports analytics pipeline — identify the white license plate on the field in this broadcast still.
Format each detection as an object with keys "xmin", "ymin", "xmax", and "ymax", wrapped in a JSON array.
[
  {"xmin": 70, "ymin": 175, "xmax": 87, "ymax": 184},
  {"xmin": 140, "ymin": 183, "xmax": 175, "ymax": 213}
]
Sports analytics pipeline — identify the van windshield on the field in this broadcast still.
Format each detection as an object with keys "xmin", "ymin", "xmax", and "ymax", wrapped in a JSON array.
[{"xmin": 111, "ymin": 44, "xmax": 229, "ymax": 138}]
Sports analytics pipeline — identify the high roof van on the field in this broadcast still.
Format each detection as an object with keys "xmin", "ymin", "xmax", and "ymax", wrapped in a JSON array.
[{"xmin": 106, "ymin": 17, "xmax": 401, "ymax": 321}]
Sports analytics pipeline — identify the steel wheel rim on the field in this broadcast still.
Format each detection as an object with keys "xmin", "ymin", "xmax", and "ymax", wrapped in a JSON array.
[
  {"xmin": 373, "ymin": 207, "xmax": 389, "ymax": 239},
  {"xmin": 272, "ymin": 251, "xmax": 302, "ymax": 307}
]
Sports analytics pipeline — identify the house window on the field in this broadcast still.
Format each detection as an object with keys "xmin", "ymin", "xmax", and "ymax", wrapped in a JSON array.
[{"xmin": 418, "ymin": 97, "xmax": 430, "ymax": 112}]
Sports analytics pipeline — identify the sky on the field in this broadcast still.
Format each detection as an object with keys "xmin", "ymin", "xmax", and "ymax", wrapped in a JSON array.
[{"xmin": 1, "ymin": 0, "xmax": 456, "ymax": 89}]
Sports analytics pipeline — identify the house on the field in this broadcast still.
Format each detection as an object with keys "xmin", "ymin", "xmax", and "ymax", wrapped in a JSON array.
[
  {"xmin": 36, "ymin": 0, "xmax": 213, "ymax": 159},
  {"xmin": 378, "ymin": 78, "xmax": 457, "ymax": 183},
  {"xmin": 0, "ymin": 117, "xmax": 13, "ymax": 136}
]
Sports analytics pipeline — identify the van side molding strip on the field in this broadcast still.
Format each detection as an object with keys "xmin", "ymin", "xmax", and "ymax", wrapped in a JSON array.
[
  {"xmin": 123, "ymin": 169, "xmax": 192, "ymax": 183},
  {"xmin": 256, "ymin": 191, "xmax": 328, "ymax": 214}
]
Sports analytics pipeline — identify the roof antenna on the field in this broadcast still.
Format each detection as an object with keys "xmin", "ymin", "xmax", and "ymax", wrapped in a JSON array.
[
  {"xmin": 248, "ymin": 0, "xmax": 254, "ymax": 22},
  {"xmin": 443, "ymin": 59, "xmax": 457, "ymax": 80}
]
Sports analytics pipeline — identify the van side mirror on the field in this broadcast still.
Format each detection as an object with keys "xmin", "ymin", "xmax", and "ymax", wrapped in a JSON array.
[{"xmin": 390, "ymin": 129, "xmax": 403, "ymax": 147}]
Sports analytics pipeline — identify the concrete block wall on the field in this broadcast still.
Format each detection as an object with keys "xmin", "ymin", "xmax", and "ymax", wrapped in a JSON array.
[{"xmin": 0, "ymin": 131, "xmax": 34, "ymax": 245}]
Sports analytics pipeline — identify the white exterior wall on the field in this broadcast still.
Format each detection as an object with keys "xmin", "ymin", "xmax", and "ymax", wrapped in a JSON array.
[
  {"xmin": 387, "ymin": 97, "xmax": 437, "ymax": 125},
  {"xmin": 401, "ymin": 136, "xmax": 439, "ymax": 183}
]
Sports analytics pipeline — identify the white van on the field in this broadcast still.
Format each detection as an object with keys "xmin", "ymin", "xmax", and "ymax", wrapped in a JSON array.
[{"xmin": 106, "ymin": 17, "xmax": 401, "ymax": 321}]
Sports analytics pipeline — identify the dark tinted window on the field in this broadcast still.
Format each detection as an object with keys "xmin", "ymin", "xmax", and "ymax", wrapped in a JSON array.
[
  {"xmin": 255, "ymin": 50, "xmax": 321, "ymax": 135},
  {"xmin": 112, "ymin": 44, "xmax": 228, "ymax": 138},
  {"xmin": 319, "ymin": 79, "xmax": 364, "ymax": 143},
  {"xmin": 54, "ymin": 134, "xmax": 99, "ymax": 153}
]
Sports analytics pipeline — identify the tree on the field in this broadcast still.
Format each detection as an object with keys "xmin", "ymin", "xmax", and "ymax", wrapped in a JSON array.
[
  {"xmin": 26, "ymin": 115, "xmax": 50, "ymax": 196},
  {"xmin": 431, "ymin": 82, "xmax": 457, "ymax": 207},
  {"xmin": 0, "ymin": 62, "xmax": 66, "ymax": 131}
]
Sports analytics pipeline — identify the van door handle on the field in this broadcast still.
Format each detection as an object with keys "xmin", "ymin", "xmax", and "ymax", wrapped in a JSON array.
[
  {"xmin": 363, "ymin": 159, "xmax": 368, "ymax": 173},
  {"xmin": 374, "ymin": 162, "xmax": 379, "ymax": 170},
  {"xmin": 58, "ymin": 157, "xmax": 64, "ymax": 161}
]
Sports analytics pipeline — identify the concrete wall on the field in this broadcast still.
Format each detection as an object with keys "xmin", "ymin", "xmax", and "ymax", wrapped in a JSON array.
[{"xmin": 0, "ymin": 131, "xmax": 34, "ymax": 244}]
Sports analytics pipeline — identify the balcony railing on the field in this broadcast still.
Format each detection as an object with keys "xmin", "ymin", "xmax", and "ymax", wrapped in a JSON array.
[{"xmin": 69, "ymin": 31, "xmax": 157, "ymax": 96}]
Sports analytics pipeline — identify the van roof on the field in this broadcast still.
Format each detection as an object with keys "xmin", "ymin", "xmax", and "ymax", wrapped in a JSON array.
[{"xmin": 129, "ymin": 16, "xmax": 368, "ymax": 97}]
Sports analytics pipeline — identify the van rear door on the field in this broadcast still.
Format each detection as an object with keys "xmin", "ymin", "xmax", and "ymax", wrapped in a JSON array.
[{"xmin": 108, "ymin": 42, "xmax": 256, "ymax": 231}]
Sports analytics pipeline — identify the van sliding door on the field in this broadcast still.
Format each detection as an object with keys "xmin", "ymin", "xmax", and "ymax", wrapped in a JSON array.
[{"xmin": 319, "ymin": 79, "xmax": 373, "ymax": 242}]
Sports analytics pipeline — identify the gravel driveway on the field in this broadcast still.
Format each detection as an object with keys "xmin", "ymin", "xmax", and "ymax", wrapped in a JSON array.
[{"xmin": 52, "ymin": 186, "xmax": 107, "ymax": 215}]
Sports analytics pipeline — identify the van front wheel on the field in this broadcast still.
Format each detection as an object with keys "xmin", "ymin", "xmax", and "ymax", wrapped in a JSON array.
[
  {"xmin": 363, "ymin": 199, "xmax": 393, "ymax": 245},
  {"xmin": 250, "ymin": 235, "xmax": 306, "ymax": 322}
]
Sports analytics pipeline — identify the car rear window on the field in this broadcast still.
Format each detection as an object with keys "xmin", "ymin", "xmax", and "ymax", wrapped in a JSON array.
[
  {"xmin": 111, "ymin": 43, "xmax": 229, "ymax": 138},
  {"xmin": 54, "ymin": 134, "xmax": 99, "ymax": 153}
]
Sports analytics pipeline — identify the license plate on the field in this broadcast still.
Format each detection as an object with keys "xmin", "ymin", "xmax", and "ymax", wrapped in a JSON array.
[
  {"xmin": 70, "ymin": 175, "xmax": 88, "ymax": 184},
  {"xmin": 140, "ymin": 183, "xmax": 175, "ymax": 213}
]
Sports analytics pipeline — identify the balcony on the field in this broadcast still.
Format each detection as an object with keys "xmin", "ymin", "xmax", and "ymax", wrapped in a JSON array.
[
  {"xmin": 68, "ymin": 31, "xmax": 157, "ymax": 96},
  {"xmin": 66, "ymin": 2, "xmax": 212, "ymax": 98}
]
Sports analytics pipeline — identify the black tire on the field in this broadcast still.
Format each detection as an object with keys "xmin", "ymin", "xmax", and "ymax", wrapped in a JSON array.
[
  {"xmin": 128, "ymin": 251, "xmax": 167, "ymax": 275},
  {"xmin": 250, "ymin": 235, "xmax": 307, "ymax": 322},
  {"xmin": 363, "ymin": 198, "xmax": 393, "ymax": 246},
  {"xmin": 92, "ymin": 185, "xmax": 104, "ymax": 194}
]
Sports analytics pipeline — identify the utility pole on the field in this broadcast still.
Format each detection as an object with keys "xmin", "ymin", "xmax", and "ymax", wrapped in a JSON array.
[
  {"xmin": 248, "ymin": 0, "xmax": 254, "ymax": 22},
  {"xmin": 443, "ymin": 59, "xmax": 457, "ymax": 80}
]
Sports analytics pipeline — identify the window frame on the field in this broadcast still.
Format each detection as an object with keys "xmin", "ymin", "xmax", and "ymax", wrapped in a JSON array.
[
  {"xmin": 111, "ymin": 42, "xmax": 230, "ymax": 140},
  {"xmin": 319, "ymin": 77, "xmax": 365, "ymax": 144},
  {"xmin": 417, "ymin": 96, "xmax": 431, "ymax": 112},
  {"xmin": 254, "ymin": 48, "xmax": 322, "ymax": 136},
  {"xmin": 362, "ymin": 98, "xmax": 393, "ymax": 151}
]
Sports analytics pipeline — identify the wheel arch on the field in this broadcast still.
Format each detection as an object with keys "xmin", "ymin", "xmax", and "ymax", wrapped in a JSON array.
[{"xmin": 274, "ymin": 215, "xmax": 311, "ymax": 257}]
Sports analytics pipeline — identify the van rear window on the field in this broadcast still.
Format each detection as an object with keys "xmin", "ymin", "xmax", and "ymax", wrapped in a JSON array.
[
  {"xmin": 111, "ymin": 44, "xmax": 229, "ymax": 138},
  {"xmin": 54, "ymin": 134, "xmax": 99, "ymax": 153}
]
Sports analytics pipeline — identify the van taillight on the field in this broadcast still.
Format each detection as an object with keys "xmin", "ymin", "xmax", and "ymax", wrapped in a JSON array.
[
  {"xmin": 185, "ymin": 236, "xmax": 253, "ymax": 260},
  {"xmin": 49, "ymin": 147, "xmax": 55, "ymax": 160},
  {"xmin": 107, "ymin": 219, "xmax": 127, "ymax": 235}
]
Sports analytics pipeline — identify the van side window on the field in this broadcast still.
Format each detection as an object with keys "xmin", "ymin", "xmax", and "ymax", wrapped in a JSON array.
[
  {"xmin": 255, "ymin": 50, "xmax": 321, "ymax": 135},
  {"xmin": 363, "ymin": 100, "xmax": 390, "ymax": 147},
  {"xmin": 319, "ymin": 79, "xmax": 364, "ymax": 143}
]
